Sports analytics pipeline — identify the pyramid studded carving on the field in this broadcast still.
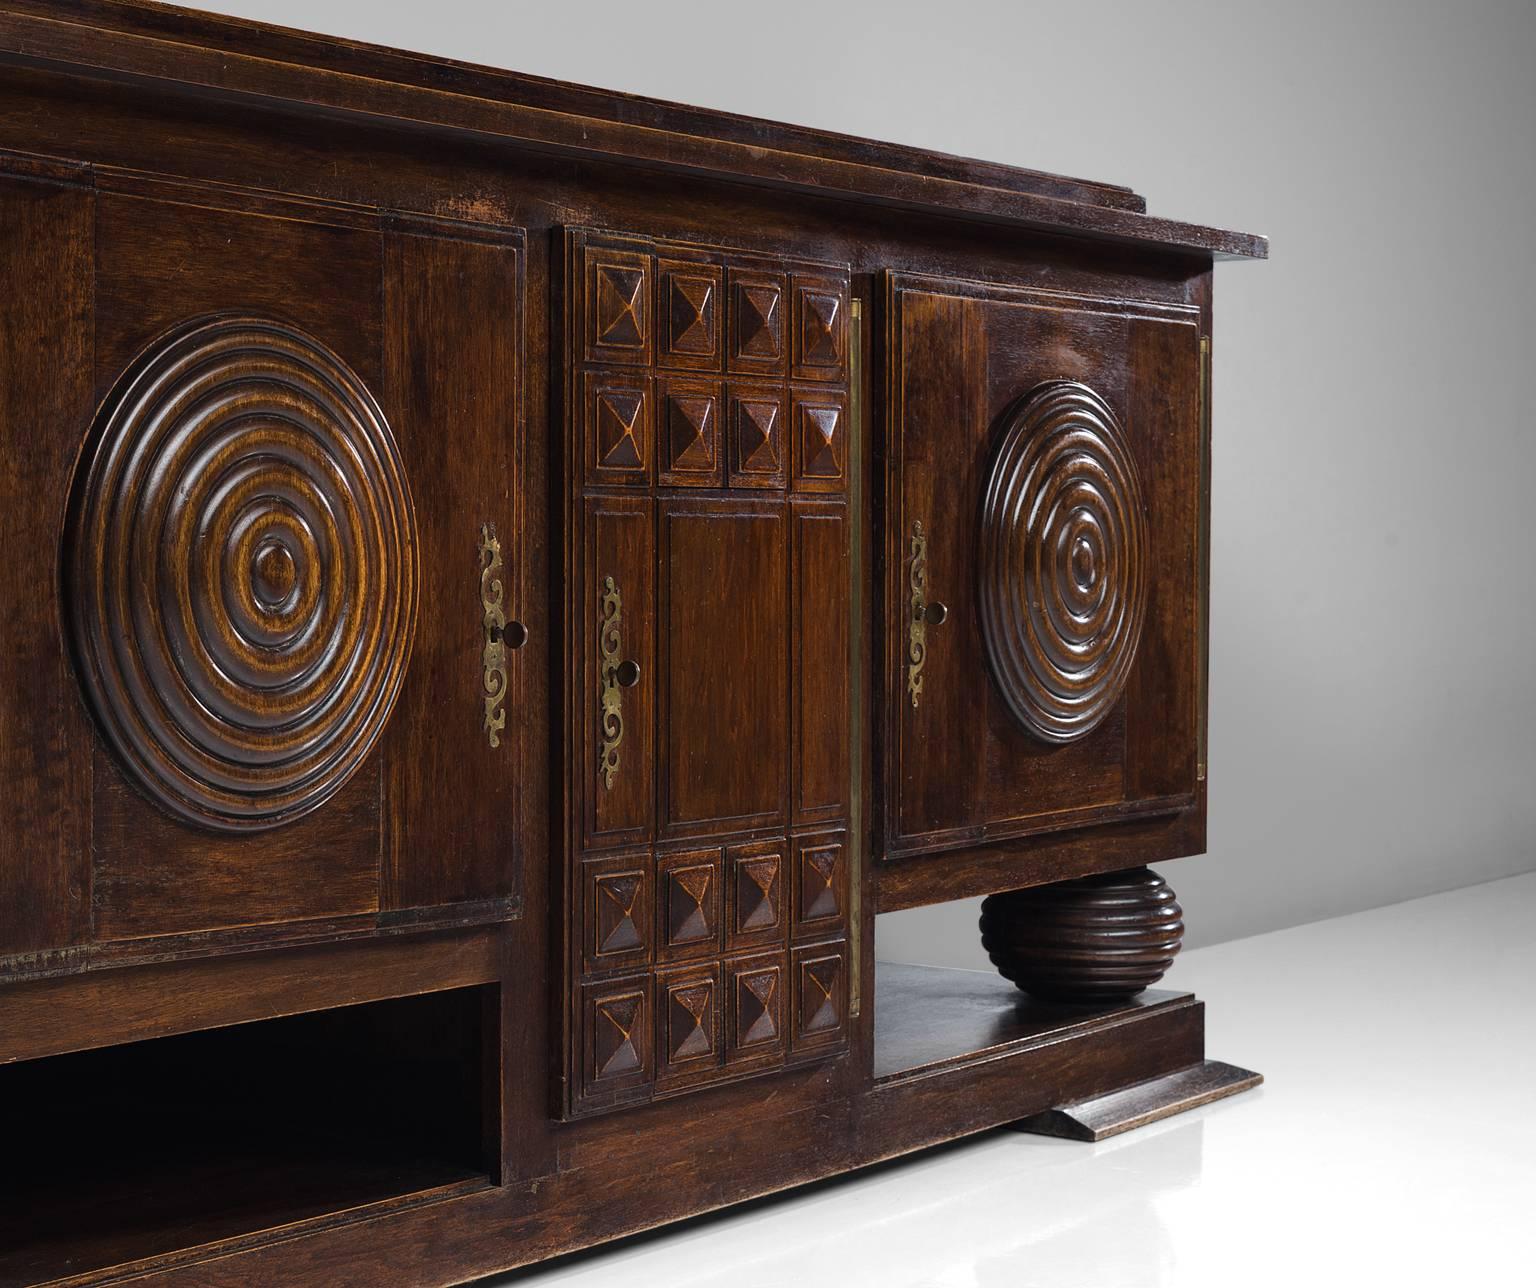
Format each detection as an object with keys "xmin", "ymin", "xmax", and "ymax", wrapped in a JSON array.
[
  {"xmin": 665, "ymin": 979, "xmax": 716, "ymax": 1062},
  {"xmin": 596, "ymin": 874, "xmax": 644, "ymax": 955},
  {"xmin": 736, "ymin": 857, "xmax": 780, "ymax": 934},
  {"xmin": 667, "ymin": 865, "xmax": 716, "ymax": 945},
  {"xmin": 799, "ymin": 846, "xmax": 840, "ymax": 923},
  {"xmin": 799, "ymin": 402, "xmax": 841, "ymax": 479},
  {"xmin": 666, "ymin": 392, "xmax": 716, "ymax": 473},
  {"xmin": 668, "ymin": 274, "xmax": 716, "ymax": 355},
  {"xmin": 734, "ymin": 396, "xmax": 780, "ymax": 473},
  {"xmin": 595, "ymin": 263, "xmax": 647, "ymax": 351},
  {"xmin": 567, "ymin": 231, "xmax": 851, "ymax": 1116},
  {"xmin": 595, "ymin": 386, "xmax": 646, "ymax": 471},
  {"xmin": 593, "ymin": 991, "xmax": 644, "ymax": 1079},
  {"xmin": 798, "ymin": 287, "xmax": 842, "ymax": 367},
  {"xmin": 736, "ymin": 967, "xmax": 780, "ymax": 1047},
  {"xmin": 735, "ymin": 282, "xmax": 783, "ymax": 360},
  {"xmin": 798, "ymin": 956, "xmax": 841, "ymax": 1036}
]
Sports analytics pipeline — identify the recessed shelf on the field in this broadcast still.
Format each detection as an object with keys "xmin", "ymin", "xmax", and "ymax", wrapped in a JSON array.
[
  {"xmin": 873, "ymin": 961, "xmax": 1186, "ymax": 1083},
  {"xmin": 0, "ymin": 987, "xmax": 495, "ymax": 1285}
]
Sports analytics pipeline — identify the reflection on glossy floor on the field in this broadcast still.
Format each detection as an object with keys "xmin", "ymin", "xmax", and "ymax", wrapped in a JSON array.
[{"xmin": 495, "ymin": 874, "xmax": 1536, "ymax": 1287}]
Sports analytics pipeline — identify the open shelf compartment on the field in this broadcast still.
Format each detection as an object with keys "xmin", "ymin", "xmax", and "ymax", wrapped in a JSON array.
[{"xmin": 0, "ymin": 985, "xmax": 497, "ymax": 1285}]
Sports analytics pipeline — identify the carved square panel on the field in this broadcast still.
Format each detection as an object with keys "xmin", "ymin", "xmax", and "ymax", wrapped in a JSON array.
[
  {"xmin": 792, "ymin": 834, "xmax": 845, "ymax": 936},
  {"xmin": 581, "ymin": 975, "xmax": 652, "ymax": 1102},
  {"xmin": 655, "ymin": 963, "xmax": 722, "ymax": 1085},
  {"xmin": 581, "ymin": 851, "xmax": 652, "ymax": 974},
  {"xmin": 790, "ymin": 942, "xmax": 847, "ymax": 1055},
  {"xmin": 726, "ymin": 840, "xmax": 785, "ymax": 951},
  {"xmin": 584, "ymin": 370, "xmax": 651, "ymax": 484},
  {"xmin": 584, "ymin": 245, "xmax": 652, "ymax": 365},
  {"xmin": 791, "ymin": 273, "xmax": 847, "ymax": 381},
  {"xmin": 657, "ymin": 846, "xmax": 723, "ymax": 961},
  {"xmin": 727, "ymin": 383, "xmax": 786, "ymax": 489},
  {"xmin": 725, "ymin": 951, "xmax": 786, "ymax": 1067},
  {"xmin": 658, "ymin": 258, "xmax": 722, "ymax": 370},
  {"xmin": 728, "ymin": 268, "xmax": 787, "ymax": 374},
  {"xmin": 657, "ymin": 376, "xmax": 723, "ymax": 488},
  {"xmin": 791, "ymin": 388, "xmax": 847, "ymax": 492}
]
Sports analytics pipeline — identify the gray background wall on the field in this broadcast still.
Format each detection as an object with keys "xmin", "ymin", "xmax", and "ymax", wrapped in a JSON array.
[{"xmin": 200, "ymin": 0, "xmax": 1536, "ymax": 960}]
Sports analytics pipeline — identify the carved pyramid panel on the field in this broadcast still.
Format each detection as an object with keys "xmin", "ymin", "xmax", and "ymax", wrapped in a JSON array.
[
  {"xmin": 657, "ymin": 965, "xmax": 720, "ymax": 1084},
  {"xmin": 791, "ymin": 943, "xmax": 846, "ymax": 1054},
  {"xmin": 728, "ymin": 385, "xmax": 784, "ymax": 488},
  {"xmin": 793, "ymin": 391, "xmax": 846, "ymax": 490},
  {"xmin": 582, "ymin": 976, "xmax": 652, "ymax": 1105},
  {"xmin": 585, "ymin": 372, "xmax": 650, "ymax": 483},
  {"xmin": 659, "ymin": 378, "xmax": 721, "ymax": 487},
  {"xmin": 727, "ymin": 953, "xmax": 784, "ymax": 1066},
  {"xmin": 727, "ymin": 841, "xmax": 783, "ymax": 950},
  {"xmin": 794, "ymin": 835, "xmax": 844, "ymax": 933},
  {"xmin": 586, "ymin": 249, "xmax": 651, "ymax": 365},
  {"xmin": 730, "ymin": 270, "xmax": 786, "ymax": 373},
  {"xmin": 659, "ymin": 259, "xmax": 721, "ymax": 369},
  {"xmin": 792, "ymin": 274, "xmax": 846, "ymax": 380},
  {"xmin": 658, "ymin": 848, "xmax": 722, "ymax": 960},
  {"xmin": 583, "ymin": 853, "xmax": 652, "ymax": 973}
]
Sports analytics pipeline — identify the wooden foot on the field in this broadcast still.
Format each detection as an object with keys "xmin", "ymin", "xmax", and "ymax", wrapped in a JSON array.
[
  {"xmin": 1010, "ymin": 1059, "xmax": 1263, "ymax": 1141},
  {"xmin": 979, "ymin": 866, "xmax": 1183, "ymax": 1001}
]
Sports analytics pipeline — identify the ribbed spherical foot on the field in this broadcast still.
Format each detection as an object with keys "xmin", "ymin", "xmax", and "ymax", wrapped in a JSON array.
[{"xmin": 979, "ymin": 867, "xmax": 1183, "ymax": 1002}]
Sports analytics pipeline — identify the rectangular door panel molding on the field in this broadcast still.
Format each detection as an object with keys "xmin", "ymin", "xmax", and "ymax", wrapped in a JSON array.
[
  {"xmin": 0, "ymin": 170, "xmax": 95, "ymax": 959},
  {"xmin": 658, "ymin": 496, "xmax": 790, "ymax": 842},
  {"xmin": 380, "ymin": 218, "xmax": 527, "ymax": 915},
  {"xmin": 581, "ymin": 494, "xmax": 657, "ymax": 852},
  {"xmin": 791, "ymin": 501, "xmax": 850, "ymax": 827}
]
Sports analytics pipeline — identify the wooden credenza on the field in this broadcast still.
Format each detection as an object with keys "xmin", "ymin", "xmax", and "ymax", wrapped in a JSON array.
[{"xmin": 0, "ymin": 2, "xmax": 1266, "ymax": 1283}]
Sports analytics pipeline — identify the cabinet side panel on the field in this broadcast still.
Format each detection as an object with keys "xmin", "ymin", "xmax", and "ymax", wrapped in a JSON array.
[
  {"xmin": 0, "ymin": 173, "xmax": 94, "ymax": 957},
  {"xmin": 381, "ymin": 224, "xmax": 525, "ymax": 912}
]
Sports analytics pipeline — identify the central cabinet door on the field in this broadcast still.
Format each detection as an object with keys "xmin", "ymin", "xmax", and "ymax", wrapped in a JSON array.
[{"xmin": 562, "ymin": 228, "xmax": 852, "ymax": 1117}]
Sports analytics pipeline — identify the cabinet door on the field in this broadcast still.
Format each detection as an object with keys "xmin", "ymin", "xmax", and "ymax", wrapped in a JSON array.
[
  {"xmin": 884, "ymin": 272, "xmax": 1203, "ymax": 861},
  {"xmin": 31, "ymin": 178, "xmax": 526, "ymax": 951},
  {"xmin": 562, "ymin": 228, "xmax": 851, "ymax": 1117}
]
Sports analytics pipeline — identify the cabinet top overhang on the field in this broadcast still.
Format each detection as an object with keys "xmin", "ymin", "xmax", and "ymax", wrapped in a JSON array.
[{"xmin": 0, "ymin": 0, "xmax": 1268, "ymax": 261}]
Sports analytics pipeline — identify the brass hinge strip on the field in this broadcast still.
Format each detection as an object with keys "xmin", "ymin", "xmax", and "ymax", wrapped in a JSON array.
[
  {"xmin": 848, "ymin": 297, "xmax": 865, "ymax": 1020},
  {"xmin": 1197, "ymin": 335, "xmax": 1212, "ymax": 783}
]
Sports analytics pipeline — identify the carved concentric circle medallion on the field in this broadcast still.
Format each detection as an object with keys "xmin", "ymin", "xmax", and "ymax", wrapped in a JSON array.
[
  {"xmin": 978, "ymin": 381, "xmax": 1146, "ymax": 744},
  {"xmin": 66, "ymin": 316, "xmax": 417, "ymax": 831}
]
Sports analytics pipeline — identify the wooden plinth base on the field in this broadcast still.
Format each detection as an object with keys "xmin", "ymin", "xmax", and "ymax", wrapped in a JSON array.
[
  {"xmin": 1011, "ymin": 1059, "xmax": 1262, "ymax": 1142},
  {"xmin": 4, "ymin": 962, "xmax": 1254, "ymax": 1285}
]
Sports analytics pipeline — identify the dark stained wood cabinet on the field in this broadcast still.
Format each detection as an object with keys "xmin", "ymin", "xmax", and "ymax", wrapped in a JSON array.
[{"xmin": 0, "ymin": 2, "xmax": 1265, "ymax": 1282}]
